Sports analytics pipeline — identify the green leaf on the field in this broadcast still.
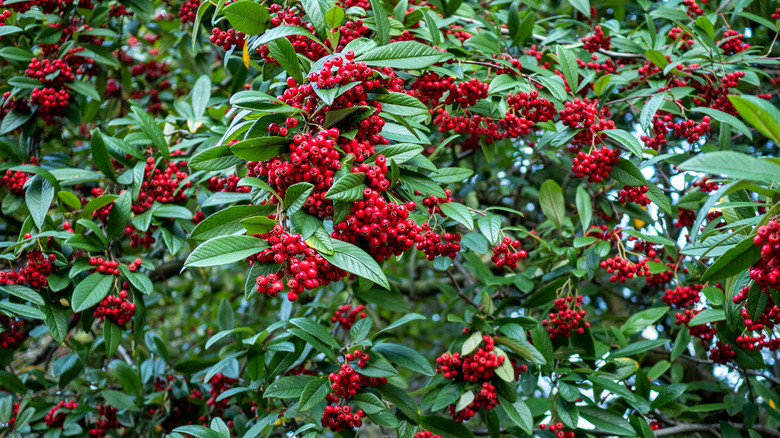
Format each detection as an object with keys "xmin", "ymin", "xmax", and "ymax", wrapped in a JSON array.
[
  {"xmin": 305, "ymin": 227, "xmax": 334, "ymax": 255},
  {"xmin": 430, "ymin": 167, "xmax": 473, "ymax": 183},
  {"xmin": 679, "ymin": 151, "xmax": 780, "ymax": 183},
  {"xmin": 645, "ymin": 49, "xmax": 669, "ymax": 70},
  {"xmin": 570, "ymin": 0, "xmax": 590, "ymax": 16},
  {"xmin": 555, "ymin": 45, "xmax": 579, "ymax": 92},
  {"xmin": 250, "ymin": 25, "xmax": 328, "ymax": 52},
  {"xmin": 325, "ymin": 173, "xmax": 366, "ymax": 201},
  {"xmin": 477, "ymin": 215, "xmax": 501, "ymax": 246},
  {"xmin": 369, "ymin": 0, "xmax": 390, "ymax": 45},
  {"xmin": 25, "ymin": 175, "xmax": 54, "ymax": 230},
  {"xmin": 289, "ymin": 317, "xmax": 341, "ymax": 349},
  {"xmin": 301, "ymin": 0, "xmax": 328, "ymax": 39},
  {"xmin": 539, "ymin": 179, "xmax": 565, "ymax": 230},
  {"xmin": 184, "ymin": 235, "xmax": 270, "ymax": 267},
  {"xmin": 320, "ymin": 240, "xmax": 390, "ymax": 289},
  {"xmin": 357, "ymin": 41, "xmax": 446, "ymax": 69},
  {"xmin": 71, "ymin": 272, "xmax": 114, "ymax": 312},
  {"xmin": 172, "ymin": 426, "xmax": 225, "ymax": 438},
  {"xmin": 419, "ymin": 415, "xmax": 476, "ymax": 438},
  {"xmin": 701, "ymin": 236, "xmax": 761, "ymax": 281},
  {"xmin": 576, "ymin": 186, "xmax": 592, "ymax": 231},
  {"xmin": 44, "ymin": 302, "xmax": 69, "ymax": 343},
  {"xmin": 439, "ymin": 203, "xmax": 474, "ymax": 231},
  {"xmin": 497, "ymin": 396, "xmax": 533, "ymax": 435},
  {"xmin": 603, "ymin": 129, "xmax": 643, "ymax": 159},
  {"xmin": 375, "ymin": 92, "xmax": 428, "ymax": 116},
  {"xmin": 241, "ymin": 216, "xmax": 276, "ymax": 235},
  {"xmin": 190, "ymin": 205, "xmax": 275, "ymax": 241},
  {"xmin": 0, "ymin": 109, "xmax": 33, "ymax": 134},
  {"xmin": 462, "ymin": 331, "xmax": 483, "ymax": 355},
  {"xmin": 224, "ymin": 0, "xmax": 270, "ymax": 35},
  {"xmin": 350, "ymin": 317, "xmax": 373, "ymax": 342},
  {"xmin": 536, "ymin": 74, "xmax": 567, "ymax": 101},
  {"xmin": 230, "ymin": 137, "xmax": 290, "ymax": 161},
  {"xmin": 610, "ymin": 339, "xmax": 668, "ymax": 358},
  {"xmin": 728, "ymin": 95, "xmax": 780, "ymax": 144},
  {"xmin": 283, "ymin": 182, "xmax": 314, "ymax": 215},
  {"xmin": 692, "ymin": 107, "xmax": 752, "ymax": 140},
  {"xmin": 355, "ymin": 358, "xmax": 399, "ymax": 378},
  {"xmin": 267, "ymin": 38, "xmax": 304, "ymax": 84},
  {"xmin": 0, "ymin": 302, "xmax": 44, "ymax": 320},
  {"xmin": 192, "ymin": 75, "xmax": 212, "ymax": 119},
  {"xmin": 376, "ymin": 313, "xmax": 425, "ymax": 334},
  {"xmin": 688, "ymin": 309, "xmax": 725, "ymax": 326},
  {"xmin": 579, "ymin": 405, "xmax": 635, "ymax": 436},
  {"xmin": 622, "ymin": 306, "xmax": 669, "ymax": 336},
  {"xmin": 653, "ymin": 383, "xmax": 687, "ymax": 408},
  {"xmin": 353, "ymin": 392, "xmax": 386, "ymax": 414},
  {"xmin": 373, "ymin": 342, "xmax": 435, "ymax": 376},
  {"xmin": 556, "ymin": 397, "xmax": 578, "ymax": 428},
  {"xmin": 130, "ymin": 106, "xmax": 169, "ymax": 160},
  {"xmin": 298, "ymin": 377, "xmax": 330, "ymax": 411},
  {"xmin": 101, "ymin": 389, "xmax": 134, "ymax": 410},
  {"xmin": 89, "ymin": 129, "xmax": 116, "ymax": 181},
  {"xmin": 639, "ymin": 94, "xmax": 665, "ymax": 132},
  {"xmin": 66, "ymin": 80, "xmax": 100, "ymax": 100}
]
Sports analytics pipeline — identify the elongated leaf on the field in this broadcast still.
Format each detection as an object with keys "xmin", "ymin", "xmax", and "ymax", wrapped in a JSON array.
[
  {"xmin": 357, "ymin": 41, "xmax": 446, "ymax": 69},
  {"xmin": 71, "ymin": 272, "xmax": 114, "ymax": 312},
  {"xmin": 539, "ymin": 179, "xmax": 565, "ymax": 229},
  {"xmin": 320, "ymin": 240, "xmax": 389, "ymax": 289},
  {"xmin": 25, "ymin": 176, "xmax": 54, "ymax": 230},
  {"xmin": 224, "ymin": 0, "xmax": 270, "ymax": 35},
  {"xmin": 728, "ymin": 94, "xmax": 780, "ymax": 144},
  {"xmin": 679, "ymin": 151, "xmax": 780, "ymax": 183},
  {"xmin": 130, "ymin": 106, "xmax": 169, "ymax": 159},
  {"xmin": 185, "ymin": 235, "xmax": 270, "ymax": 267},
  {"xmin": 267, "ymin": 38, "xmax": 304, "ymax": 84}
]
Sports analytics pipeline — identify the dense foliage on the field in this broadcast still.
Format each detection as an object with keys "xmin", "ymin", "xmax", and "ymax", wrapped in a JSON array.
[{"xmin": 1, "ymin": 0, "xmax": 780, "ymax": 437}]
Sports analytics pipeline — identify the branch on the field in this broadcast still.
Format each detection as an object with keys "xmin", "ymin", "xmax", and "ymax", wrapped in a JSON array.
[{"xmin": 655, "ymin": 423, "xmax": 780, "ymax": 438}]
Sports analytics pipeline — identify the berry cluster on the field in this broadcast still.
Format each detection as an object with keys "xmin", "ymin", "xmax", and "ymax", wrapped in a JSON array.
[
  {"xmin": 353, "ymin": 155, "xmax": 390, "ymax": 191},
  {"xmin": 669, "ymin": 27, "xmax": 695, "ymax": 50},
  {"xmin": 178, "ymin": 0, "xmax": 199, "ymax": 23},
  {"xmin": 126, "ymin": 224, "xmax": 156, "ymax": 249},
  {"xmin": 417, "ymin": 224, "xmax": 462, "ymax": 261},
  {"xmin": 587, "ymin": 225, "xmax": 623, "ymax": 244},
  {"xmin": 571, "ymin": 147, "xmax": 621, "ymax": 183},
  {"xmin": 89, "ymin": 405, "xmax": 119, "ymax": 438},
  {"xmin": 540, "ymin": 422, "xmax": 576, "ymax": 438},
  {"xmin": 693, "ymin": 176, "xmax": 719, "ymax": 192},
  {"xmin": 559, "ymin": 98, "xmax": 615, "ymax": 150},
  {"xmin": 93, "ymin": 290, "xmax": 136, "ymax": 327},
  {"xmin": 331, "ymin": 304, "xmax": 367, "ymax": 329},
  {"xmin": 683, "ymin": 0, "xmax": 706, "ymax": 16},
  {"xmin": 332, "ymin": 190, "xmax": 422, "ymax": 262},
  {"xmin": 662, "ymin": 285, "xmax": 702, "ymax": 308},
  {"xmin": 133, "ymin": 151, "xmax": 191, "ymax": 214},
  {"xmin": 415, "ymin": 432, "xmax": 442, "ymax": 438},
  {"xmin": 751, "ymin": 220, "xmax": 780, "ymax": 289},
  {"xmin": 542, "ymin": 295, "xmax": 590, "ymax": 338},
  {"xmin": 253, "ymin": 226, "xmax": 346, "ymax": 301},
  {"xmin": 248, "ymin": 129, "xmax": 341, "ymax": 218},
  {"xmin": 675, "ymin": 309, "xmax": 717, "ymax": 345},
  {"xmin": 321, "ymin": 404, "xmax": 365, "ymax": 432},
  {"xmin": 89, "ymin": 257, "xmax": 120, "ymax": 275},
  {"xmin": 708, "ymin": 341, "xmax": 736, "ymax": 364},
  {"xmin": 204, "ymin": 373, "xmax": 238, "ymax": 417},
  {"xmin": 491, "ymin": 236, "xmax": 527, "ymax": 269},
  {"xmin": 209, "ymin": 27, "xmax": 245, "ymax": 50},
  {"xmin": 674, "ymin": 208, "xmax": 697, "ymax": 228},
  {"xmin": 581, "ymin": 25, "xmax": 611, "ymax": 53},
  {"xmin": 0, "ymin": 250, "xmax": 56, "ymax": 289},
  {"xmin": 329, "ymin": 360, "xmax": 386, "ymax": 399},
  {"xmin": 503, "ymin": 91, "xmax": 557, "ymax": 137},
  {"xmin": 719, "ymin": 29, "xmax": 750, "ymax": 55},
  {"xmin": 45, "ymin": 400, "xmax": 79, "ymax": 429},
  {"xmin": 435, "ymin": 335, "xmax": 518, "ymax": 421},
  {"xmin": 0, "ymin": 314, "xmax": 24, "ymax": 349},
  {"xmin": 600, "ymin": 256, "xmax": 648, "ymax": 283},
  {"xmin": 617, "ymin": 185, "xmax": 650, "ymax": 206},
  {"xmin": 2, "ymin": 168, "xmax": 30, "ymax": 194}
]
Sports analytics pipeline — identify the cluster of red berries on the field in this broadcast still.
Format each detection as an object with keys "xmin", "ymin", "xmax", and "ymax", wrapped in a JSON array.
[
  {"xmin": 436, "ymin": 336, "xmax": 506, "ymax": 381},
  {"xmin": 662, "ymin": 285, "xmax": 702, "ymax": 308},
  {"xmin": 26, "ymin": 58, "xmax": 74, "ymax": 87},
  {"xmin": 1, "ymin": 168, "xmax": 30, "ymax": 195},
  {"xmin": 353, "ymin": 155, "xmax": 391, "ymax": 191},
  {"xmin": 542, "ymin": 295, "xmax": 590, "ymax": 338},
  {"xmin": 331, "ymin": 304, "xmax": 367, "ymax": 329},
  {"xmin": 0, "ymin": 314, "xmax": 24, "ymax": 349},
  {"xmin": 577, "ymin": 54, "xmax": 618, "ymax": 75},
  {"xmin": 617, "ymin": 185, "xmax": 650, "ymax": 206},
  {"xmin": 559, "ymin": 98, "xmax": 616, "ymax": 150},
  {"xmin": 719, "ymin": 29, "xmax": 750, "ymax": 55},
  {"xmin": 422, "ymin": 190, "xmax": 455, "ymax": 216},
  {"xmin": 732, "ymin": 286, "xmax": 780, "ymax": 352},
  {"xmin": 321, "ymin": 404, "xmax": 365, "ymax": 432},
  {"xmin": 332, "ymin": 190, "xmax": 422, "ymax": 262},
  {"xmin": 600, "ymin": 256, "xmax": 648, "ymax": 283},
  {"xmin": 691, "ymin": 72, "xmax": 744, "ymax": 115},
  {"xmin": 204, "ymin": 373, "xmax": 238, "ymax": 416},
  {"xmin": 126, "ymin": 225, "xmax": 156, "ymax": 249},
  {"xmin": 45, "ymin": 400, "xmax": 79, "ymax": 429},
  {"xmin": 491, "ymin": 236, "xmax": 527, "ymax": 269},
  {"xmin": 449, "ymin": 382, "xmax": 498, "ymax": 422},
  {"xmin": 675, "ymin": 309, "xmax": 717, "ymax": 345},
  {"xmin": 582, "ymin": 25, "xmax": 611, "ymax": 53},
  {"xmin": 503, "ymin": 91, "xmax": 557, "ymax": 137},
  {"xmin": 750, "ymin": 220, "xmax": 780, "ymax": 289},
  {"xmin": 693, "ymin": 176, "xmax": 718, "ymax": 192},
  {"xmin": 208, "ymin": 175, "xmax": 250, "ymax": 193},
  {"xmin": 683, "ymin": 0, "xmax": 706, "ymax": 15},
  {"xmin": 89, "ymin": 257, "xmax": 120, "ymax": 275},
  {"xmin": 127, "ymin": 59, "xmax": 170, "ymax": 82},
  {"xmin": 209, "ymin": 27, "xmax": 245, "ymax": 50},
  {"xmin": 256, "ymin": 5, "xmax": 329, "ymax": 63},
  {"xmin": 248, "ymin": 129, "xmax": 341, "ymax": 218},
  {"xmin": 253, "ymin": 226, "xmax": 346, "ymax": 301},
  {"xmin": 414, "ymin": 432, "xmax": 442, "ymax": 438},
  {"xmin": 708, "ymin": 341, "xmax": 736, "ymax": 364},
  {"xmin": 408, "ymin": 72, "xmax": 456, "ymax": 106},
  {"xmin": 93, "ymin": 290, "xmax": 136, "ymax": 327},
  {"xmin": 669, "ymin": 27, "xmax": 695, "ymax": 50},
  {"xmin": 571, "ymin": 147, "xmax": 621, "ymax": 183},
  {"xmin": 587, "ymin": 225, "xmax": 623, "ymax": 244},
  {"xmin": 89, "ymin": 405, "xmax": 119, "ymax": 438},
  {"xmin": 133, "ymin": 151, "xmax": 191, "ymax": 214},
  {"xmin": 30, "ymin": 87, "xmax": 71, "ymax": 124},
  {"xmin": 178, "ymin": 0, "xmax": 199, "ymax": 23},
  {"xmin": 417, "ymin": 224, "xmax": 462, "ymax": 261},
  {"xmin": 540, "ymin": 422, "xmax": 576, "ymax": 438},
  {"xmin": 0, "ymin": 250, "xmax": 56, "ymax": 289},
  {"xmin": 329, "ymin": 356, "xmax": 387, "ymax": 399},
  {"xmin": 674, "ymin": 208, "xmax": 697, "ymax": 228},
  {"xmin": 644, "ymin": 259, "xmax": 684, "ymax": 288}
]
